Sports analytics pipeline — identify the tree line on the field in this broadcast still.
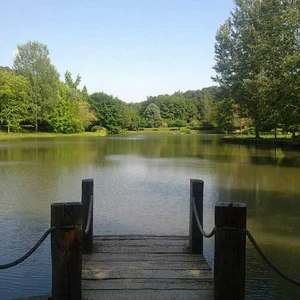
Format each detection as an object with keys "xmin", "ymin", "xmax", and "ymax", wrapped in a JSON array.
[{"xmin": 0, "ymin": 41, "xmax": 222, "ymax": 134}]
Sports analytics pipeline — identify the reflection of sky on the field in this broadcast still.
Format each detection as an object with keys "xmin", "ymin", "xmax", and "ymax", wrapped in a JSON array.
[{"xmin": 0, "ymin": 135, "xmax": 300, "ymax": 299}]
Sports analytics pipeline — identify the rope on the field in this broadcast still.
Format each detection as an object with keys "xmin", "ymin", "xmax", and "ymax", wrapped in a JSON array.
[
  {"xmin": 244, "ymin": 228, "xmax": 300, "ymax": 286},
  {"xmin": 191, "ymin": 197, "xmax": 216, "ymax": 238},
  {"xmin": 0, "ymin": 225, "xmax": 81, "ymax": 270},
  {"xmin": 84, "ymin": 196, "xmax": 93, "ymax": 235}
]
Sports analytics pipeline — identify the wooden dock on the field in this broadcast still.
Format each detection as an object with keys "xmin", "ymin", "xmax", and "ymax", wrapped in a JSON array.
[
  {"xmin": 15, "ymin": 178, "xmax": 249, "ymax": 300},
  {"xmin": 82, "ymin": 235, "xmax": 213, "ymax": 300}
]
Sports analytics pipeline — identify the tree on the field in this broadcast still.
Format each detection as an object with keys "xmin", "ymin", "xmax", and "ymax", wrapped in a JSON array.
[
  {"xmin": 216, "ymin": 98, "xmax": 235, "ymax": 134},
  {"xmin": 144, "ymin": 103, "xmax": 162, "ymax": 128},
  {"xmin": 88, "ymin": 92, "xmax": 130, "ymax": 133},
  {"xmin": 213, "ymin": 0, "xmax": 300, "ymax": 138},
  {"xmin": 49, "ymin": 73, "xmax": 96, "ymax": 133},
  {"xmin": 13, "ymin": 41, "xmax": 60, "ymax": 132},
  {"xmin": 0, "ymin": 71, "xmax": 29, "ymax": 132},
  {"xmin": 82, "ymin": 85, "xmax": 89, "ymax": 101}
]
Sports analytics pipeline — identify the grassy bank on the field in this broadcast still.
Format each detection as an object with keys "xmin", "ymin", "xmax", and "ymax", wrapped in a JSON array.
[
  {"xmin": 127, "ymin": 127, "xmax": 199, "ymax": 135},
  {"xmin": 0, "ymin": 132, "xmax": 105, "ymax": 141},
  {"xmin": 0, "ymin": 127, "xmax": 201, "ymax": 141}
]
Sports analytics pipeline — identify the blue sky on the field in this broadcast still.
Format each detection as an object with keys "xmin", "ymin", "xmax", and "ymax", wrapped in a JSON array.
[{"xmin": 0, "ymin": 0, "xmax": 234, "ymax": 102}]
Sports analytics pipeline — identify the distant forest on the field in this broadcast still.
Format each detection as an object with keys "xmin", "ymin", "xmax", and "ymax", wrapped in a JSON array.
[
  {"xmin": 0, "ymin": 41, "xmax": 221, "ymax": 135},
  {"xmin": 0, "ymin": 1, "xmax": 299, "ymax": 137}
]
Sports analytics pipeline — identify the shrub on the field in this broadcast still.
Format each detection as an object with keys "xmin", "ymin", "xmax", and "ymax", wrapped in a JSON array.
[
  {"xmin": 91, "ymin": 126, "xmax": 107, "ymax": 136},
  {"xmin": 181, "ymin": 128, "xmax": 191, "ymax": 134}
]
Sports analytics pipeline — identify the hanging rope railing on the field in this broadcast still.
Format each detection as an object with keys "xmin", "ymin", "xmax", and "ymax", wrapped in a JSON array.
[
  {"xmin": 0, "ymin": 225, "xmax": 81, "ymax": 270},
  {"xmin": 244, "ymin": 228, "xmax": 300, "ymax": 286},
  {"xmin": 191, "ymin": 197, "xmax": 216, "ymax": 238}
]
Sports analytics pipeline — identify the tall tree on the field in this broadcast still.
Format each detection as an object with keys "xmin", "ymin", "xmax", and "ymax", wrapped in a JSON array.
[
  {"xmin": 213, "ymin": 0, "xmax": 300, "ymax": 138},
  {"xmin": 144, "ymin": 103, "xmax": 162, "ymax": 128},
  {"xmin": 13, "ymin": 41, "xmax": 60, "ymax": 132},
  {"xmin": 0, "ymin": 71, "xmax": 29, "ymax": 132}
]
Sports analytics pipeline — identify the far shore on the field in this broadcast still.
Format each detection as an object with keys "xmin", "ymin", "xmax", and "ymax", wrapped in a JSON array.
[{"xmin": 0, "ymin": 127, "xmax": 201, "ymax": 141}]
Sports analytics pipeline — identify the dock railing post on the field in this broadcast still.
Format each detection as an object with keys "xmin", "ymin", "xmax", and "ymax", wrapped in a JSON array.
[
  {"xmin": 189, "ymin": 179, "xmax": 204, "ymax": 254},
  {"xmin": 214, "ymin": 202, "xmax": 247, "ymax": 300},
  {"xmin": 51, "ymin": 202, "xmax": 82, "ymax": 300},
  {"xmin": 82, "ymin": 178, "xmax": 94, "ymax": 254}
]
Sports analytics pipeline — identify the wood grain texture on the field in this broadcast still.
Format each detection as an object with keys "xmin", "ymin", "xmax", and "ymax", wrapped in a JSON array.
[
  {"xmin": 82, "ymin": 235, "xmax": 213, "ymax": 299},
  {"xmin": 83, "ymin": 290, "xmax": 213, "ymax": 300}
]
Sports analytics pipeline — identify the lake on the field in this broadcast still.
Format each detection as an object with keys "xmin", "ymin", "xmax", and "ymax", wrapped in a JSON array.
[{"xmin": 0, "ymin": 134, "xmax": 300, "ymax": 299}]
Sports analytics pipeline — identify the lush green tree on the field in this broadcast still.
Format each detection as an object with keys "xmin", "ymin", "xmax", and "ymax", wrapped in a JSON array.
[
  {"xmin": 144, "ymin": 103, "xmax": 162, "ymax": 128},
  {"xmin": 88, "ymin": 92, "xmax": 130, "ymax": 133},
  {"xmin": 0, "ymin": 66, "xmax": 13, "ymax": 73},
  {"xmin": 82, "ymin": 85, "xmax": 89, "ymax": 101},
  {"xmin": 216, "ymin": 98, "xmax": 235, "ymax": 134},
  {"xmin": 49, "ymin": 82, "xmax": 78, "ymax": 133},
  {"xmin": 0, "ymin": 71, "xmax": 29, "ymax": 133},
  {"xmin": 213, "ymin": 0, "xmax": 300, "ymax": 138},
  {"xmin": 13, "ymin": 41, "xmax": 60, "ymax": 132},
  {"xmin": 48, "ymin": 71, "xmax": 95, "ymax": 133}
]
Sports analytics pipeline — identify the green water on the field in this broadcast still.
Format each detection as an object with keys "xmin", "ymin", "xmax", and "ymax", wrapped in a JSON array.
[{"xmin": 0, "ymin": 134, "xmax": 299, "ymax": 299}]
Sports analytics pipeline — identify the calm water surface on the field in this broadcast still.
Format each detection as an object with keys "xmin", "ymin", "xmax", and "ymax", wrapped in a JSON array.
[{"xmin": 0, "ymin": 134, "xmax": 300, "ymax": 299}]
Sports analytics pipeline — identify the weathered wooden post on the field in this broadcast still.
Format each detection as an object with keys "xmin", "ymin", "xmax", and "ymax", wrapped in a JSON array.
[
  {"xmin": 82, "ymin": 178, "xmax": 94, "ymax": 254},
  {"xmin": 51, "ymin": 202, "xmax": 82, "ymax": 300},
  {"xmin": 214, "ymin": 202, "xmax": 247, "ymax": 300},
  {"xmin": 189, "ymin": 179, "xmax": 204, "ymax": 254}
]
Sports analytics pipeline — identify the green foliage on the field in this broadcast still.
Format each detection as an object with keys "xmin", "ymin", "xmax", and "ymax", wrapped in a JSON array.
[
  {"xmin": 168, "ymin": 119, "xmax": 186, "ymax": 128},
  {"xmin": 88, "ymin": 92, "xmax": 130, "ymax": 134},
  {"xmin": 216, "ymin": 98, "xmax": 235, "ymax": 133},
  {"xmin": 0, "ymin": 71, "xmax": 29, "ymax": 132},
  {"xmin": 49, "ymin": 78, "xmax": 96, "ymax": 134},
  {"xmin": 213, "ymin": 0, "xmax": 300, "ymax": 137},
  {"xmin": 144, "ymin": 103, "xmax": 163, "ymax": 128},
  {"xmin": 13, "ymin": 41, "xmax": 60, "ymax": 132},
  {"xmin": 180, "ymin": 128, "xmax": 191, "ymax": 134},
  {"xmin": 91, "ymin": 125, "xmax": 107, "ymax": 136}
]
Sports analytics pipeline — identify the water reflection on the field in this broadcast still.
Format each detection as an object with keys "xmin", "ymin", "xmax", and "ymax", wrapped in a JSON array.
[{"xmin": 0, "ymin": 134, "xmax": 299, "ymax": 299}]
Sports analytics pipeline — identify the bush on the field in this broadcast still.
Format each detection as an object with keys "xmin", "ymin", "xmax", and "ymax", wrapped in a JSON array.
[
  {"xmin": 91, "ymin": 126, "xmax": 107, "ymax": 136},
  {"xmin": 181, "ymin": 128, "xmax": 191, "ymax": 134}
]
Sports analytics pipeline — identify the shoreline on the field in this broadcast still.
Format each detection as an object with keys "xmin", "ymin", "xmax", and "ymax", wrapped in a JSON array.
[
  {"xmin": 221, "ymin": 136, "xmax": 300, "ymax": 149},
  {"xmin": 0, "ymin": 128, "xmax": 200, "ymax": 141}
]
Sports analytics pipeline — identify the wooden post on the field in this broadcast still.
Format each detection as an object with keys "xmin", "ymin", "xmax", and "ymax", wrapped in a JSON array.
[
  {"xmin": 51, "ymin": 202, "xmax": 82, "ymax": 300},
  {"xmin": 189, "ymin": 179, "xmax": 204, "ymax": 254},
  {"xmin": 82, "ymin": 178, "xmax": 94, "ymax": 254},
  {"xmin": 214, "ymin": 202, "xmax": 247, "ymax": 300}
]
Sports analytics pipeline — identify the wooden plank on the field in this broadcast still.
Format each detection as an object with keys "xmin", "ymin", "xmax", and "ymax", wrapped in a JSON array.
[
  {"xmin": 82, "ymin": 269, "xmax": 213, "ymax": 280},
  {"xmin": 82, "ymin": 279, "xmax": 213, "ymax": 290},
  {"xmin": 83, "ymin": 260, "xmax": 211, "ymax": 270},
  {"xmin": 83, "ymin": 289, "xmax": 213, "ymax": 300},
  {"xmin": 83, "ymin": 253, "xmax": 208, "ymax": 262},
  {"xmin": 93, "ymin": 244, "xmax": 188, "ymax": 253},
  {"xmin": 93, "ymin": 239, "xmax": 188, "ymax": 247},
  {"xmin": 94, "ymin": 235, "xmax": 188, "ymax": 240}
]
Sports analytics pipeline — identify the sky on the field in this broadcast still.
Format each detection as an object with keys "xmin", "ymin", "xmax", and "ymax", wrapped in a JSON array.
[{"xmin": 0, "ymin": 0, "xmax": 235, "ymax": 103}]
